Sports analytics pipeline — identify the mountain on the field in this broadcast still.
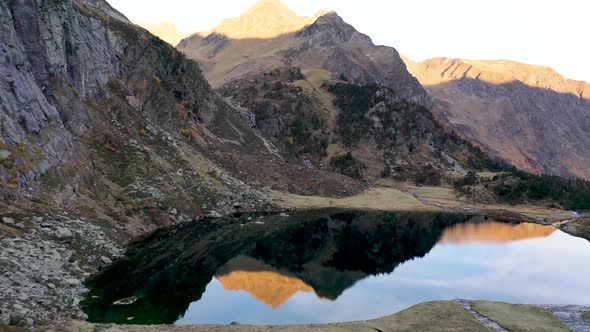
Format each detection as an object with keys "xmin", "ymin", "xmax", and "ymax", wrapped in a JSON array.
[
  {"xmin": 177, "ymin": 0, "xmax": 590, "ymax": 180},
  {"xmin": 208, "ymin": 0, "xmax": 318, "ymax": 40},
  {"xmin": 177, "ymin": 0, "xmax": 428, "ymax": 105},
  {"xmin": 131, "ymin": 20, "xmax": 186, "ymax": 46},
  {"xmin": 0, "ymin": 0, "xmax": 364, "ymax": 230},
  {"xmin": 174, "ymin": 0, "xmax": 503, "ymax": 183},
  {"xmin": 218, "ymin": 67, "xmax": 495, "ymax": 183},
  {"xmin": 404, "ymin": 57, "xmax": 590, "ymax": 179}
]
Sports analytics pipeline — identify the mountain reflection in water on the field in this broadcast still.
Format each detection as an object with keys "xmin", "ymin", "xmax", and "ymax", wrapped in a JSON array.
[
  {"xmin": 440, "ymin": 219, "xmax": 556, "ymax": 244},
  {"xmin": 82, "ymin": 210, "xmax": 584, "ymax": 325},
  {"xmin": 214, "ymin": 256, "xmax": 320, "ymax": 308},
  {"xmin": 213, "ymin": 220, "xmax": 557, "ymax": 309}
]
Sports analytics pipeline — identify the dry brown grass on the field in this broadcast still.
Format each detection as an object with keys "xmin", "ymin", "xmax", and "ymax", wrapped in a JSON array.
[
  {"xmin": 471, "ymin": 301, "xmax": 569, "ymax": 332},
  {"xmin": 270, "ymin": 186, "xmax": 433, "ymax": 212},
  {"xmin": 271, "ymin": 182, "xmax": 573, "ymax": 224}
]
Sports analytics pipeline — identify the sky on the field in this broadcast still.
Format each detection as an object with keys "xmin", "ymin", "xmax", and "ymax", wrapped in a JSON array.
[{"xmin": 107, "ymin": 0, "xmax": 590, "ymax": 82}]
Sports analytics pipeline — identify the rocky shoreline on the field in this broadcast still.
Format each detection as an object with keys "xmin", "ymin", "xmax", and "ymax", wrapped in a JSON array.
[{"xmin": 0, "ymin": 216, "xmax": 125, "ymax": 328}]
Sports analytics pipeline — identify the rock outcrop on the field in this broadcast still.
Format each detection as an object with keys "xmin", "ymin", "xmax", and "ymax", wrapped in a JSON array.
[{"xmin": 404, "ymin": 57, "xmax": 590, "ymax": 178}]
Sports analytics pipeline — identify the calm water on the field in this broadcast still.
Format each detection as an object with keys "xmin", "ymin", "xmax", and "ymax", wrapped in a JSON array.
[{"xmin": 82, "ymin": 210, "xmax": 590, "ymax": 325}]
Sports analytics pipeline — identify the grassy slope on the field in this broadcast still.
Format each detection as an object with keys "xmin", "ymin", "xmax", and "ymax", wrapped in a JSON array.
[{"xmin": 471, "ymin": 301, "xmax": 569, "ymax": 332}]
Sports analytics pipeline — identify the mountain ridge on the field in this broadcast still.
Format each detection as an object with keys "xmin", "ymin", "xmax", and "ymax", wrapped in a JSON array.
[
  {"xmin": 404, "ymin": 56, "xmax": 590, "ymax": 178},
  {"xmin": 404, "ymin": 57, "xmax": 590, "ymax": 99},
  {"xmin": 177, "ymin": 3, "xmax": 429, "ymax": 105}
]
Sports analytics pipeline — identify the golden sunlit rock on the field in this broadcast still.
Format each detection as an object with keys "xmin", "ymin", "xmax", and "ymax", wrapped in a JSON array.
[
  {"xmin": 209, "ymin": 0, "xmax": 319, "ymax": 40},
  {"xmin": 440, "ymin": 222, "xmax": 556, "ymax": 244},
  {"xmin": 215, "ymin": 270, "xmax": 316, "ymax": 308}
]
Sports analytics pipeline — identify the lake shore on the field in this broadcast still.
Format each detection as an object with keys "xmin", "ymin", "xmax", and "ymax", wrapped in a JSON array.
[
  {"xmin": 270, "ymin": 185, "xmax": 590, "ymax": 241},
  {"xmin": 11, "ymin": 300, "xmax": 586, "ymax": 332}
]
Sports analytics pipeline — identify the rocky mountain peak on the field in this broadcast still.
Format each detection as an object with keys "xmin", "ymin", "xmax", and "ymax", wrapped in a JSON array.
[
  {"xmin": 296, "ymin": 11, "xmax": 356, "ymax": 42},
  {"xmin": 212, "ymin": 0, "xmax": 313, "ymax": 39}
]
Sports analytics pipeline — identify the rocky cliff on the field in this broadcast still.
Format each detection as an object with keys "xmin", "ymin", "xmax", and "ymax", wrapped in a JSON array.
[
  {"xmin": 176, "ymin": 0, "xmax": 428, "ymax": 105},
  {"xmin": 404, "ymin": 57, "xmax": 590, "ymax": 178}
]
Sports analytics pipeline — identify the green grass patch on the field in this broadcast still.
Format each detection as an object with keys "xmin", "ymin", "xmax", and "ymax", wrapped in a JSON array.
[{"xmin": 583, "ymin": 310, "xmax": 590, "ymax": 320}]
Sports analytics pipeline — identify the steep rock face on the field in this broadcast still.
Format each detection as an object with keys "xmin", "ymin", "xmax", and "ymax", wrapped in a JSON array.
[
  {"xmin": 0, "ymin": 0, "xmax": 122, "ymax": 190},
  {"xmin": 405, "ymin": 57, "xmax": 590, "ymax": 178},
  {"xmin": 1, "ymin": 0, "xmax": 362, "ymax": 227},
  {"xmin": 177, "ymin": 0, "xmax": 428, "ymax": 105}
]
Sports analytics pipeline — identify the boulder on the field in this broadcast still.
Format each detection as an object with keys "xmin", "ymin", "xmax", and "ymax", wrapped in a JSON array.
[
  {"xmin": 1, "ymin": 217, "xmax": 15, "ymax": 225},
  {"xmin": 63, "ymin": 279, "xmax": 81, "ymax": 287},
  {"xmin": 55, "ymin": 227, "xmax": 73, "ymax": 239},
  {"xmin": 206, "ymin": 210, "xmax": 222, "ymax": 218},
  {"xmin": 0, "ymin": 150, "xmax": 11, "ymax": 159}
]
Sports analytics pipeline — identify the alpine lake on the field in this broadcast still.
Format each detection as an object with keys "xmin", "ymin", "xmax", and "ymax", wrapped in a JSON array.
[{"xmin": 81, "ymin": 209, "xmax": 590, "ymax": 325}]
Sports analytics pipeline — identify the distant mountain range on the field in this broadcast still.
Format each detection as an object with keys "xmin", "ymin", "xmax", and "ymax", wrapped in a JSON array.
[{"xmin": 404, "ymin": 57, "xmax": 590, "ymax": 179}]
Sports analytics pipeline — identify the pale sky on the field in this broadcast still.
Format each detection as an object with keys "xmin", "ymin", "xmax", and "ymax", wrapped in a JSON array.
[{"xmin": 108, "ymin": 0, "xmax": 590, "ymax": 82}]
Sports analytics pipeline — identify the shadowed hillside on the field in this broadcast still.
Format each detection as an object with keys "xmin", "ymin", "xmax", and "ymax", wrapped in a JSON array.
[{"xmin": 404, "ymin": 57, "xmax": 590, "ymax": 179}]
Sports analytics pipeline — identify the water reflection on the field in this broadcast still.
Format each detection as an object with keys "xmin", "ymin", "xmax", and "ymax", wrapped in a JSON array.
[
  {"xmin": 208, "ymin": 220, "xmax": 558, "ymax": 311},
  {"xmin": 215, "ymin": 256, "xmax": 319, "ymax": 308},
  {"xmin": 83, "ymin": 210, "xmax": 469, "ymax": 324},
  {"xmin": 440, "ymin": 217, "xmax": 556, "ymax": 244},
  {"xmin": 82, "ymin": 210, "xmax": 590, "ymax": 325}
]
